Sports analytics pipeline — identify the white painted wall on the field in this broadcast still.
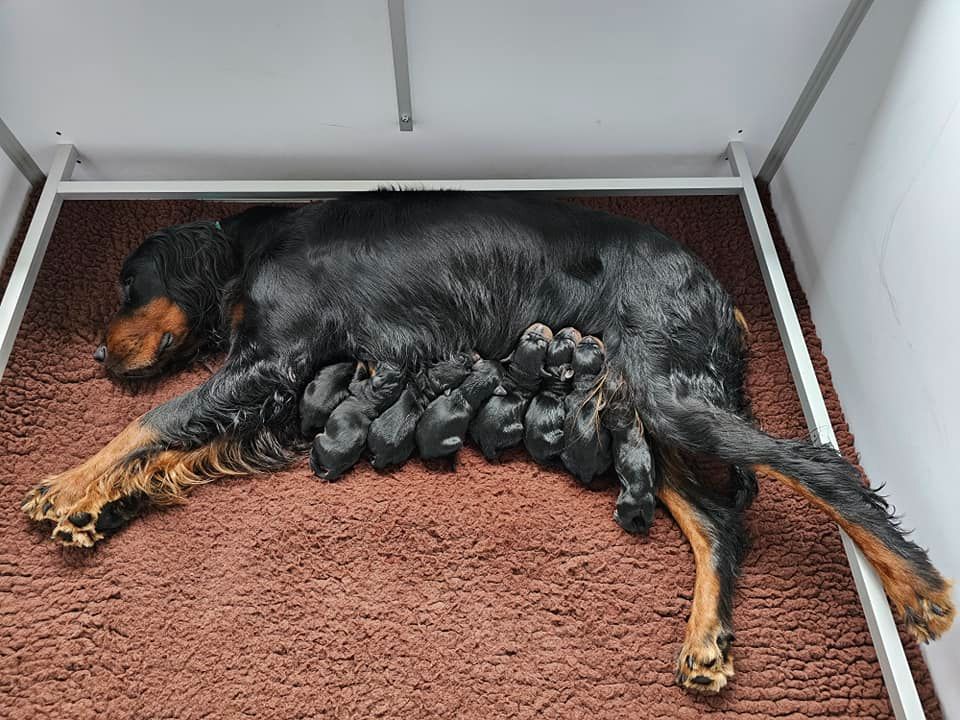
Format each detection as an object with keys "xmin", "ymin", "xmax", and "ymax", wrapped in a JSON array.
[
  {"xmin": 771, "ymin": 0, "xmax": 960, "ymax": 715},
  {"xmin": 0, "ymin": 152, "xmax": 31, "ymax": 271},
  {"xmin": 0, "ymin": 0, "xmax": 845, "ymax": 180}
]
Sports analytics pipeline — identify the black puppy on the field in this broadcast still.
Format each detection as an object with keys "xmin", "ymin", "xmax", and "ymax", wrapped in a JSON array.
[
  {"xmin": 604, "ymin": 403, "xmax": 657, "ymax": 535},
  {"xmin": 310, "ymin": 363, "xmax": 405, "ymax": 480},
  {"xmin": 523, "ymin": 327, "xmax": 580, "ymax": 465},
  {"xmin": 469, "ymin": 323, "xmax": 552, "ymax": 461},
  {"xmin": 560, "ymin": 335, "xmax": 612, "ymax": 486},
  {"xmin": 367, "ymin": 353, "xmax": 475, "ymax": 469},
  {"xmin": 300, "ymin": 362, "xmax": 361, "ymax": 438},
  {"xmin": 416, "ymin": 359, "xmax": 506, "ymax": 464}
]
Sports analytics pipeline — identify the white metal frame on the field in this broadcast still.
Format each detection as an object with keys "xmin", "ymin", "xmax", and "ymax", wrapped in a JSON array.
[{"xmin": 0, "ymin": 141, "xmax": 925, "ymax": 718}]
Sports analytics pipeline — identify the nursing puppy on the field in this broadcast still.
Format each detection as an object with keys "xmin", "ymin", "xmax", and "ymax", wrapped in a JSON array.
[
  {"xmin": 416, "ymin": 358, "xmax": 506, "ymax": 464},
  {"xmin": 310, "ymin": 363, "xmax": 405, "ymax": 480},
  {"xmin": 367, "ymin": 353, "xmax": 474, "ymax": 470},
  {"xmin": 469, "ymin": 323, "xmax": 551, "ymax": 461},
  {"xmin": 604, "ymin": 403, "xmax": 657, "ymax": 535},
  {"xmin": 300, "ymin": 362, "xmax": 361, "ymax": 438},
  {"xmin": 524, "ymin": 327, "xmax": 581, "ymax": 465},
  {"xmin": 560, "ymin": 335, "xmax": 612, "ymax": 486}
]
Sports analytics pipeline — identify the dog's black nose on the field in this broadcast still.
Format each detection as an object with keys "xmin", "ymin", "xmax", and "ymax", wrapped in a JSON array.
[{"xmin": 93, "ymin": 345, "xmax": 107, "ymax": 363}]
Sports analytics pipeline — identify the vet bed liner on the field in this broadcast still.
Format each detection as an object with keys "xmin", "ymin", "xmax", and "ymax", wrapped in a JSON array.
[{"xmin": 0, "ymin": 194, "xmax": 942, "ymax": 719}]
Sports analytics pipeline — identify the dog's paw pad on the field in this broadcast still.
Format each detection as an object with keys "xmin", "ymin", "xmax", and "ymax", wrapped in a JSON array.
[
  {"xmin": 676, "ymin": 631, "xmax": 734, "ymax": 694},
  {"xmin": 901, "ymin": 584, "xmax": 955, "ymax": 643}
]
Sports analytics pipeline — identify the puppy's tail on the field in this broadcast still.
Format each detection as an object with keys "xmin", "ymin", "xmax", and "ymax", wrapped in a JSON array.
[{"xmin": 645, "ymin": 393, "xmax": 954, "ymax": 643}]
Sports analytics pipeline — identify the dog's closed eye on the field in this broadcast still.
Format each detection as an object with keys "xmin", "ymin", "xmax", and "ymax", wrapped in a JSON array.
[{"xmin": 158, "ymin": 332, "xmax": 174, "ymax": 355}]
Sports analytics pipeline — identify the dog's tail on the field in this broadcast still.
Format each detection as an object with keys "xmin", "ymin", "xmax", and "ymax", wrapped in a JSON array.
[{"xmin": 644, "ymin": 392, "xmax": 955, "ymax": 642}]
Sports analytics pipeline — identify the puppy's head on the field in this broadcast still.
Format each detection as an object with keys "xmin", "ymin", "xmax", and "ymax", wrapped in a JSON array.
[
  {"xmin": 457, "ymin": 358, "xmax": 507, "ymax": 403},
  {"xmin": 96, "ymin": 221, "xmax": 234, "ymax": 379},
  {"xmin": 545, "ymin": 327, "xmax": 581, "ymax": 374},
  {"xmin": 510, "ymin": 323, "xmax": 554, "ymax": 378},
  {"xmin": 423, "ymin": 353, "xmax": 475, "ymax": 395},
  {"xmin": 571, "ymin": 335, "xmax": 606, "ymax": 378}
]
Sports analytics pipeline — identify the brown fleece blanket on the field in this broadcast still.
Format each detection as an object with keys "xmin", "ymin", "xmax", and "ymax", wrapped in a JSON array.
[{"xmin": 0, "ymin": 194, "xmax": 942, "ymax": 719}]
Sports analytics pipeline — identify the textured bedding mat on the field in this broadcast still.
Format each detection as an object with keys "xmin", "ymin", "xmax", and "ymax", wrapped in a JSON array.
[{"xmin": 0, "ymin": 194, "xmax": 943, "ymax": 719}]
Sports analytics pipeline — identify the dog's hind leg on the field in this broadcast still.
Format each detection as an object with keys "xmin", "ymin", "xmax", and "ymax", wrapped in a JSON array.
[
  {"xmin": 639, "ymin": 385, "xmax": 955, "ymax": 644},
  {"xmin": 658, "ymin": 454, "xmax": 744, "ymax": 694}
]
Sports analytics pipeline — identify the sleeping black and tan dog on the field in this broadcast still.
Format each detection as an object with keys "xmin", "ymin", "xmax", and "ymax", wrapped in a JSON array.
[
  {"xmin": 22, "ymin": 192, "xmax": 954, "ymax": 693},
  {"xmin": 366, "ymin": 353, "xmax": 475, "ymax": 470},
  {"xmin": 415, "ymin": 358, "xmax": 506, "ymax": 464},
  {"xmin": 469, "ymin": 323, "xmax": 551, "ymax": 461},
  {"xmin": 524, "ymin": 327, "xmax": 580, "ymax": 465}
]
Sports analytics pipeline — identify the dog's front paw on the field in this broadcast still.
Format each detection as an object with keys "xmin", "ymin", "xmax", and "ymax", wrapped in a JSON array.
[
  {"xmin": 675, "ymin": 628, "xmax": 735, "ymax": 694},
  {"xmin": 22, "ymin": 470, "xmax": 148, "ymax": 548}
]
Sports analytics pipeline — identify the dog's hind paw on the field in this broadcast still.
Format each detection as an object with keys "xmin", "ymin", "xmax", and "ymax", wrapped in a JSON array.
[
  {"xmin": 900, "ymin": 583, "xmax": 955, "ymax": 643},
  {"xmin": 676, "ymin": 630, "xmax": 735, "ymax": 694}
]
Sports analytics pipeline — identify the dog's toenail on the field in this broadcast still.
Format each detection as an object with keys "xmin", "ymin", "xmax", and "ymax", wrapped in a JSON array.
[
  {"xmin": 42, "ymin": 501, "xmax": 53, "ymax": 514},
  {"xmin": 55, "ymin": 529, "xmax": 73, "ymax": 542},
  {"xmin": 691, "ymin": 675, "xmax": 714, "ymax": 685},
  {"xmin": 685, "ymin": 656, "xmax": 694, "ymax": 670},
  {"xmin": 38, "ymin": 486, "xmax": 49, "ymax": 496},
  {"xmin": 931, "ymin": 604, "xmax": 947, "ymax": 617},
  {"xmin": 68, "ymin": 512, "xmax": 93, "ymax": 527}
]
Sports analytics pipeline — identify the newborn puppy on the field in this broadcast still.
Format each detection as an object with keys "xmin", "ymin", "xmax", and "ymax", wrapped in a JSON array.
[
  {"xmin": 416, "ymin": 359, "xmax": 506, "ymax": 463},
  {"xmin": 367, "ymin": 353, "xmax": 475, "ymax": 470},
  {"xmin": 560, "ymin": 335, "xmax": 612, "ymax": 486},
  {"xmin": 524, "ymin": 327, "xmax": 581, "ymax": 465},
  {"xmin": 300, "ymin": 362, "xmax": 358, "ymax": 438},
  {"xmin": 604, "ymin": 405, "xmax": 657, "ymax": 535},
  {"xmin": 310, "ymin": 362, "xmax": 405, "ymax": 481},
  {"xmin": 469, "ymin": 323, "xmax": 552, "ymax": 461}
]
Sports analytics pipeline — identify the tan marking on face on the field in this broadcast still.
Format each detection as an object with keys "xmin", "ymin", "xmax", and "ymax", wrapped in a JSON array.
[{"xmin": 105, "ymin": 297, "xmax": 188, "ymax": 373}]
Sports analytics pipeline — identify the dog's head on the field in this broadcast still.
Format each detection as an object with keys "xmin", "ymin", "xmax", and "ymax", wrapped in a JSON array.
[{"xmin": 95, "ymin": 221, "xmax": 236, "ymax": 379}]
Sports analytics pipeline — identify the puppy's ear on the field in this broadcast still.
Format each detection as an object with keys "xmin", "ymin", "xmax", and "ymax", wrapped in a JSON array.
[{"xmin": 493, "ymin": 385, "xmax": 508, "ymax": 396}]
